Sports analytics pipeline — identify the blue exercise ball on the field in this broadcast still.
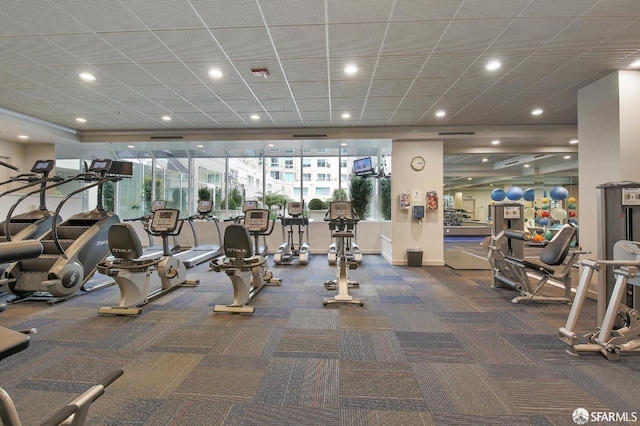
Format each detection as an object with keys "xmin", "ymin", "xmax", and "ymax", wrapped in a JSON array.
[
  {"xmin": 539, "ymin": 218, "xmax": 548, "ymax": 226},
  {"xmin": 550, "ymin": 186, "xmax": 569, "ymax": 201},
  {"xmin": 490, "ymin": 188, "xmax": 506, "ymax": 201},
  {"xmin": 506, "ymin": 186, "xmax": 523, "ymax": 201},
  {"xmin": 523, "ymin": 188, "xmax": 535, "ymax": 202}
]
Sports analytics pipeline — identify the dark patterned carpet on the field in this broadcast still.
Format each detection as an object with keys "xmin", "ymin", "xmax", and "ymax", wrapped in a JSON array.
[{"xmin": 1, "ymin": 253, "xmax": 638, "ymax": 425}]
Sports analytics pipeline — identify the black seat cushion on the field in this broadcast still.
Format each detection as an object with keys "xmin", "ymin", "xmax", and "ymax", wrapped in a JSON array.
[
  {"xmin": 539, "ymin": 225, "xmax": 576, "ymax": 266},
  {"xmin": 108, "ymin": 223, "xmax": 143, "ymax": 260},
  {"xmin": 223, "ymin": 224, "xmax": 253, "ymax": 258}
]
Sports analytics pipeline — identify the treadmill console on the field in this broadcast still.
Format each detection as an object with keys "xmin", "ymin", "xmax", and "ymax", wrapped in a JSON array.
[
  {"xmin": 242, "ymin": 200, "xmax": 258, "ymax": 212},
  {"xmin": 288, "ymin": 202, "xmax": 303, "ymax": 217},
  {"xmin": 151, "ymin": 200, "xmax": 167, "ymax": 213},
  {"xmin": 198, "ymin": 199, "xmax": 213, "ymax": 213},
  {"xmin": 88, "ymin": 159, "xmax": 113, "ymax": 173},
  {"xmin": 330, "ymin": 201, "xmax": 353, "ymax": 220},
  {"xmin": 244, "ymin": 209, "xmax": 269, "ymax": 232},
  {"xmin": 31, "ymin": 159, "xmax": 55, "ymax": 174},
  {"xmin": 150, "ymin": 209, "xmax": 180, "ymax": 233}
]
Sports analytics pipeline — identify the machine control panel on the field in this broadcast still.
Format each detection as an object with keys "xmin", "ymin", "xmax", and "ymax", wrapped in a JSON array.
[
  {"xmin": 243, "ymin": 200, "xmax": 258, "ymax": 212},
  {"xmin": 198, "ymin": 199, "xmax": 213, "ymax": 214},
  {"xmin": 288, "ymin": 202, "xmax": 303, "ymax": 216},
  {"xmin": 244, "ymin": 209, "xmax": 269, "ymax": 232},
  {"xmin": 330, "ymin": 201, "xmax": 353, "ymax": 220},
  {"xmin": 31, "ymin": 159, "xmax": 55, "ymax": 173},
  {"xmin": 88, "ymin": 159, "xmax": 113, "ymax": 173},
  {"xmin": 151, "ymin": 200, "xmax": 167, "ymax": 212},
  {"xmin": 150, "ymin": 209, "xmax": 180, "ymax": 233}
]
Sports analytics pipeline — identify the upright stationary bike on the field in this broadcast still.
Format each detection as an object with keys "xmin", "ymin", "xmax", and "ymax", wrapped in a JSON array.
[
  {"xmin": 211, "ymin": 208, "xmax": 281, "ymax": 314},
  {"xmin": 323, "ymin": 201, "xmax": 364, "ymax": 306},
  {"xmin": 97, "ymin": 208, "xmax": 199, "ymax": 316},
  {"xmin": 274, "ymin": 201, "xmax": 310, "ymax": 265}
]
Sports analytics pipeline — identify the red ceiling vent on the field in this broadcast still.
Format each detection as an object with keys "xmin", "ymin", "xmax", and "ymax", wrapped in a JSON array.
[{"xmin": 251, "ymin": 68, "xmax": 270, "ymax": 78}]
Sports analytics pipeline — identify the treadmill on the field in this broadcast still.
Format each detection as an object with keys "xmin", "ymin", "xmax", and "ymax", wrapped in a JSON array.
[{"xmin": 173, "ymin": 200, "xmax": 223, "ymax": 268}]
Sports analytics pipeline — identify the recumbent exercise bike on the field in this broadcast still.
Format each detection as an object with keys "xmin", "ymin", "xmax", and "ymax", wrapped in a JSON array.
[
  {"xmin": 97, "ymin": 208, "xmax": 199, "ymax": 316},
  {"xmin": 211, "ymin": 208, "xmax": 281, "ymax": 314}
]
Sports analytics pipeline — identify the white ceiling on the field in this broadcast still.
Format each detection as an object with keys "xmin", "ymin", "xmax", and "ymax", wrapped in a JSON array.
[{"xmin": 0, "ymin": 0, "xmax": 635, "ymax": 187}]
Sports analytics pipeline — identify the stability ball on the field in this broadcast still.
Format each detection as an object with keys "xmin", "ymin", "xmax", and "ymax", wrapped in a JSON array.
[
  {"xmin": 550, "ymin": 186, "xmax": 569, "ymax": 201},
  {"xmin": 542, "ymin": 197, "xmax": 549, "ymax": 204},
  {"xmin": 490, "ymin": 188, "xmax": 506, "ymax": 201},
  {"xmin": 523, "ymin": 188, "xmax": 535, "ymax": 202},
  {"xmin": 506, "ymin": 186, "xmax": 523, "ymax": 201},
  {"xmin": 568, "ymin": 202, "xmax": 577, "ymax": 210},
  {"xmin": 541, "ymin": 210, "xmax": 550, "ymax": 218},
  {"xmin": 539, "ymin": 218, "xmax": 548, "ymax": 226},
  {"xmin": 568, "ymin": 197, "xmax": 576, "ymax": 203},
  {"xmin": 550, "ymin": 208, "xmax": 567, "ymax": 220},
  {"xmin": 544, "ymin": 230, "xmax": 553, "ymax": 240},
  {"xmin": 524, "ymin": 207, "xmax": 535, "ymax": 219},
  {"xmin": 533, "ymin": 234, "xmax": 545, "ymax": 243}
]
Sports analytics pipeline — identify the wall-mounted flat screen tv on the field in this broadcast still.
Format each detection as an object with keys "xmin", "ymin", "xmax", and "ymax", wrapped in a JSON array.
[{"xmin": 353, "ymin": 157, "xmax": 374, "ymax": 176}]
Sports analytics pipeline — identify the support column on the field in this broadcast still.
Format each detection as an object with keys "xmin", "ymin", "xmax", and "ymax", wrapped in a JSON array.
[
  {"xmin": 390, "ymin": 139, "xmax": 444, "ymax": 266},
  {"xmin": 578, "ymin": 70, "xmax": 640, "ymax": 293}
]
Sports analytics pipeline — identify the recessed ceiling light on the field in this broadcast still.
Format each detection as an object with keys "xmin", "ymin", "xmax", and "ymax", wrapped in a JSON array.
[
  {"xmin": 531, "ymin": 108, "xmax": 543, "ymax": 116},
  {"xmin": 482, "ymin": 158, "xmax": 488, "ymax": 162},
  {"xmin": 524, "ymin": 164, "xmax": 530, "ymax": 168},
  {"xmin": 161, "ymin": 115, "xmax": 172, "ymax": 122},
  {"xmin": 268, "ymin": 143, "xmax": 275, "ymax": 147},
  {"xmin": 491, "ymin": 140, "xmax": 500, "ymax": 145},
  {"xmin": 128, "ymin": 145, "xmax": 135, "ymax": 149},
  {"xmin": 485, "ymin": 60, "xmax": 502, "ymax": 71},
  {"xmin": 197, "ymin": 144, "xmax": 204, "ymax": 148},
  {"xmin": 75, "ymin": 117, "xmax": 86, "ymax": 123},
  {"xmin": 344, "ymin": 64, "xmax": 358, "ymax": 75},
  {"xmin": 18, "ymin": 135, "xmax": 28, "ymax": 139},
  {"xmin": 342, "ymin": 113, "xmax": 351, "ymax": 119},
  {"xmin": 468, "ymin": 177, "xmax": 472, "ymax": 181},
  {"xmin": 630, "ymin": 60, "xmax": 640, "ymax": 68},
  {"xmin": 250, "ymin": 114, "xmax": 260, "ymax": 120},
  {"xmin": 435, "ymin": 110, "xmax": 446, "ymax": 117},
  {"xmin": 564, "ymin": 155, "xmax": 571, "ymax": 159},
  {"xmin": 208, "ymin": 68, "xmax": 223, "ymax": 79},
  {"xmin": 341, "ymin": 142, "xmax": 347, "ymax": 146},
  {"xmin": 78, "ymin": 72, "xmax": 96, "ymax": 81},
  {"xmin": 569, "ymin": 139, "xmax": 578, "ymax": 144}
]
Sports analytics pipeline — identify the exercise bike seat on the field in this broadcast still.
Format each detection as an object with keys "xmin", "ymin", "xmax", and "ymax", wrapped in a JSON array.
[
  {"xmin": 107, "ymin": 223, "xmax": 144, "ymax": 261},
  {"xmin": 211, "ymin": 224, "xmax": 266, "ymax": 271}
]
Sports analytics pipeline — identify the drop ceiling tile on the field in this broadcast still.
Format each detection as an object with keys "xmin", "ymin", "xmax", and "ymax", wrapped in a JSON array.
[
  {"xmin": 433, "ymin": 20, "xmax": 512, "ymax": 54},
  {"xmin": 391, "ymin": 0, "xmax": 462, "ymax": 20},
  {"xmin": 0, "ymin": 36, "xmax": 82, "ymax": 66},
  {"xmin": 295, "ymin": 97, "xmax": 330, "ymax": 111},
  {"xmin": 92, "ymin": 63, "xmax": 157, "ymax": 85},
  {"xmin": 328, "ymin": 23, "xmax": 387, "ymax": 57},
  {"xmin": 364, "ymin": 97, "xmax": 404, "ymax": 110},
  {"xmin": 270, "ymin": 25, "xmax": 326, "ymax": 59},
  {"xmin": 223, "ymin": 99, "xmax": 267, "ymax": 113},
  {"xmin": 190, "ymin": 0, "xmax": 264, "ymax": 28},
  {"xmin": 46, "ymin": 33, "xmax": 130, "ymax": 64},
  {"xmin": 139, "ymin": 62, "xmax": 203, "ymax": 85},
  {"xmin": 154, "ymin": 29, "xmax": 227, "ymax": 62},
  {"xmin": 100, "ymin": 31, "xmax": 177, "ymax": 63},
  {"xmin": 261, "ymin": 0, "xmax": 325, "ymax": 25},
  {"xmin": 208, "ymin": 83, "xmax": 256, "ymax": 100},
  {"xmin": 490, "ymin": 18, "xmax": 575, "ymax": 52},
  {"xmin": 290, "ymin": 81, "xmax": 329, "ymax": 98},
  {"xmin": 327, "ymin": 1, "xmax": 393, "ymax": 23},
  {"xmin": 210, "ymin": 27, "xmax": 277, "ymax": 61},
  {"xmin": 119, "ymin": 0, "xmax": 204, "ymax": 30},
  {"xmin": 331, "ymin": 80, "xmax": 370, "ymax": 97},
  {"xmin": 543, "ymin": 17, "xmax": 638, "ymax": 51},
  {"xmin": 374, "ymin": 56, "xmax": 428, "ymax": 80},
  {"xmin": 188, "ymin": 100, "xmax": 233, "ymax": 113},
  {"xmin": 0, "ymin": 1, "xmax": 90, "ymax": 35},
  {"xmin": 382, "ymin": 21, "xmax": 449, "ymax": 56},
  {"xmin": 331, "ymin": 97, "xmax": 364, "ymax": 111},
  {"xmin": 52, "ymin": 0, "xmax": 145, "ymax": 31},
  {"xmin": 280, "ymin": 58, "xmax": 328, "ymax": 82},
  {"xmin": 521, "ymin": 0, "xmax": 601, "ymax": 17}
]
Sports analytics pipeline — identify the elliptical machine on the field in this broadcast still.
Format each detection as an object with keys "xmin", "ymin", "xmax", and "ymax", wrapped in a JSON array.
[
  {"xmin": 327, "ymin": 203, "xmax": 362, "ymax": 266},
  {"xmin": 211, "ymin": 208, "xmax": 281, "ymax": 314},
  {"xmin": 274, "ymin": 201, "xmax": 310, "ymax": 265},
  {"xmin": 97, "ymin": 208, "xmax": 199, "ymax": 316},
  {"xmin": 323, "ymin": 201, "xmax": 364, "ymax": 306}
]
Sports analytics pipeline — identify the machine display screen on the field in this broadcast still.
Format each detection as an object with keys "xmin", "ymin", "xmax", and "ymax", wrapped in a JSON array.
[
  {"xmin": 91, "ymin": 160, "xmax": 109, "ymax": 170},
  {"xmin": 35, "ymin": 161, "xmax": 50, "ymax": 170},
  {"xmin": 159, "ymin": 211, "xmax": 173, "ymax": 219},
  {"xmin": 151, "ymin": 200, "xmax": 167, "ymax": 211},
  {"xmin": 330, "ymin": 201, "xmax": 352, "ymax": 219},
  {"xmin": 243, "ymin": 200, "xmax": 258, "ymax": 212},
  {"xmin": 353, "ymin": 157, "xmax": 374, "ymax": 175},
  {"xmin": 250, "ymin": 211, "xmax": 263, "ymax": 218},
  {"xmin": 199, "ymin": 200, "xmax": 212, "ymax": 209}
]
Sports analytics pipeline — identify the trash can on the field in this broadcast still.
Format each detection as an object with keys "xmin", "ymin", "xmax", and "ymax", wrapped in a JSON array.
[{"xmin": 406, "ymin": 248, "xmax": 423, "ymax": 267}]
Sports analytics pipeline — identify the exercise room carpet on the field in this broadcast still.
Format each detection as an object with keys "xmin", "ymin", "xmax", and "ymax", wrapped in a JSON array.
[
  {"xmin": 443, "ymin": 250, "xmax": 491, "ymax": 270},
  {"xmin": 1, "ymin": 255, "xmax": 638, "ymax": 425}
]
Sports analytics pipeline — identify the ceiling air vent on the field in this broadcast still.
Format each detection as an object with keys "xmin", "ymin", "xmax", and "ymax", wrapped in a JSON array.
[
  {"xmin": 292, "ymin": 134, "xmax": 327, "ymax": 138},
  {"xmin": 149, "ymin": 136, "xmax": 184, "ymax": 140},
  {"xmin": 438, "ymin": 132, "xmax": 475, "ymax": 136}
]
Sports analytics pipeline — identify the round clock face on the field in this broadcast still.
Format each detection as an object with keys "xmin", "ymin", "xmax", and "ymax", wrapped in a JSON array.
[{"xmin": 411, "ymin": 156, "xmax": 425, "ymax": 171}]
